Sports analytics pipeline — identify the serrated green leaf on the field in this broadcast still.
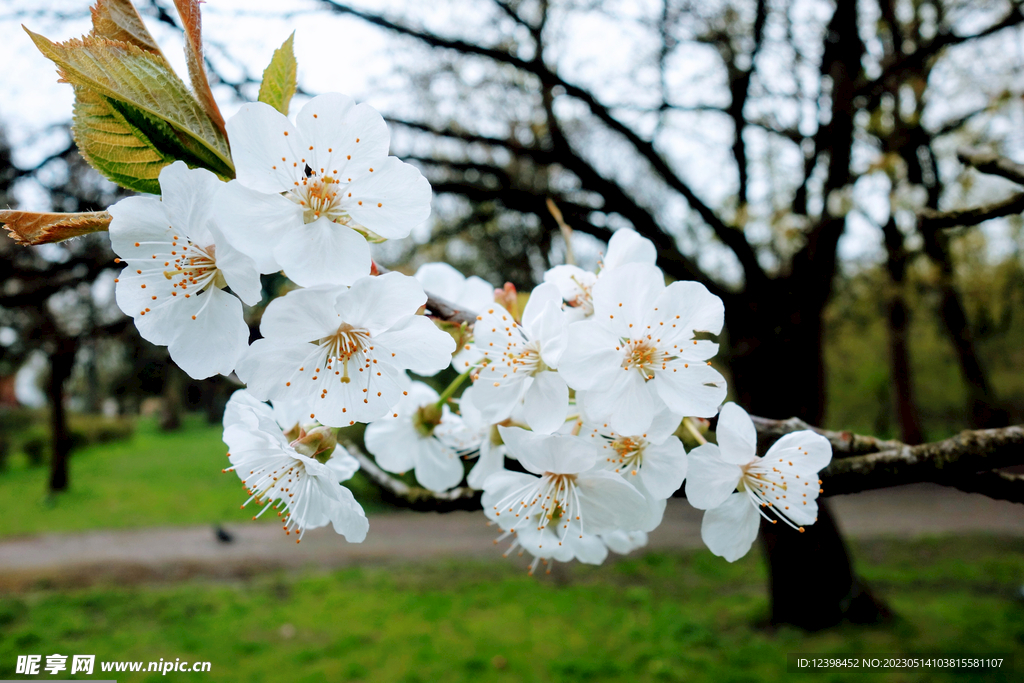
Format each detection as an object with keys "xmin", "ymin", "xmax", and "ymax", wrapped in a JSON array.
[
  {"xmin": 26, "ymin": 30, "xmax": 234, "ymax": 178},
  {"xmin": 72, "ymin": 85, "xmax": 168, "ymax": 194},
  {"xmin": 258, "ymin": 33, "xmax": 297, "ymax": 116}
]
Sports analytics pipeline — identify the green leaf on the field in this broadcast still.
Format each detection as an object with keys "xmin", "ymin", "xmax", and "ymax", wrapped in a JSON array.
[
  {"xmin": 26, "ymin": 30, "xmax": 234, "ymax": 178},
  {"xmin": 71, "ymin": 86, "xmax": 169, "ymax": 194},
  {"xmin": 258, "ymin": 33, "xmax": 297, "ymax": 116}
]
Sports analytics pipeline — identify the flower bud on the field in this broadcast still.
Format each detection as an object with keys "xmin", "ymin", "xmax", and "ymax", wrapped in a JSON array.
[{"xmin": 290, "ymin": 425, "xmax": 338, "ymax": 463}]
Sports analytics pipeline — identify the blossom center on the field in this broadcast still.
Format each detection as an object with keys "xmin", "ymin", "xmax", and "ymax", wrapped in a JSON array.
[
  {"xmin": 288, "ymin": 173, "xmax": 349, "ymax": 224},
  {"xmin": 493, "ymin": 472, "xmax": 584, "ymax": 539},
  {"xmin": 620, "ymin": 338, "xmax": 671, "ymax": 380},
  {"xmin": 607, "ymin": 436, "xmax": 645, "ymax": 475},
  {"xmin": 318, "ymin": 323, "xmax": 372, "ymax": 384},
  {"xmin": 163, "ymin": 242, "xmax": 226, "ymax": 293}
]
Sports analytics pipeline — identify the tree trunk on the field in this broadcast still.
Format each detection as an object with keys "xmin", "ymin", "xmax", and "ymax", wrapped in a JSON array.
[
  {"xmin": 882, "ymin": 219, "xmax": 924, "ymax": 444},
  {"xmin": 160, "ymin": 361, "xmax": 183, "ymax": 431},
  {"xmin": 726, "ymin": 283, "xmax": 889, "ymax": 629},
  {"xmin": 47, "ymin": 335, "xmax": 78, "ymax": 493}
]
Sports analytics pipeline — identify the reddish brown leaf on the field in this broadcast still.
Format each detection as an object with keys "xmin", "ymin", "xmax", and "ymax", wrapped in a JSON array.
[
  {"xmin": 1, "ymin": 210, "xmax": 112, "ymax": 246},
  {"xmin": 173, "ymin": 0, "xmax": 227, "ymax": 139}
]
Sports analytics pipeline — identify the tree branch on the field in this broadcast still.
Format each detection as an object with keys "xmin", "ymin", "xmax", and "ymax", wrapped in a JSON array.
[
  {"xmin": 948, "ymin": 469, "xmax": 1024, "ymax": 505},
  {"xmin": 749, "ymin": 415, "xmax": 905, "ymax": 457},
  {"xmin": 918, "ymin": 192, "xmax": 1024, "ymax": 232},
  {"xmin": 820, "ymin": 425, "xmax": 1024, "ymax": 496},
  {"xmin": 957, "ymin": 147, "xmax": 1024, "ymax": 186},
  {"xmin": 318, "ymin": 0, "xmax": 767, "ymax": 285}
]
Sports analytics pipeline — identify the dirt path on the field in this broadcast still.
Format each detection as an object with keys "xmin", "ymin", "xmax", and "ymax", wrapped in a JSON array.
[{"xmin": 1, "ymin": 484, "xmax": 1022, "ymax": 590}]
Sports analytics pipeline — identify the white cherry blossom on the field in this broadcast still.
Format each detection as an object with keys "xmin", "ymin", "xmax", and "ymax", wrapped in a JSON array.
[
  {"xmin": 576, "ymin": 404, "xmax": 688, "ymax": 500},
  {"xmin": 218, "ymin": 93, "xmax": 431, "ymax": 287},
  {"xmin": 235, "ymin": 272, "xmax": 455, "ymax": 426},
  {"xmin": 544, "ymin": 228, "xmax": 657, "ymax": 321},
  {"xmin": 222, "ymin": 390, "xmax": 367, "ymax": 542},
  {"xmin": 685, "ymin": 402, "xmax": 833, "ymax": 562},
  {"xmin": 559, "ymin": 262, "xmax": 727, "ymax": 436},
  {"xmin": 109, "ymin": 161, "xmax": 261, "ymax": 380},
  {"xmin": 482, "ymin": 427, "xmax": 648, "ymax": 551},
  {"xmin": 469, "ymin": 283, "xmax": 570, "ymax": 433},
  {"xmin": 364, "ymin": 380, "xmax": 466, "ymax": 492}
]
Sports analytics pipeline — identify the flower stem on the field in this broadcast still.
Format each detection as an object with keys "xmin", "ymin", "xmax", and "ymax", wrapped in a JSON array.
[
  {"xmin": 683, "ymin": 417, "xmax": 708, "ymax": 445},
  {"xmin": 435, "ymin": 369, "xmax": 472, "ymax": 409}
]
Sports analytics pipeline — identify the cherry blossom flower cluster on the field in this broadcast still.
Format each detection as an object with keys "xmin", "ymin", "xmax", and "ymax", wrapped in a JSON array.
[{"xmin": 107, "ymin": 93, "xmax": 833, "ymax": 566}]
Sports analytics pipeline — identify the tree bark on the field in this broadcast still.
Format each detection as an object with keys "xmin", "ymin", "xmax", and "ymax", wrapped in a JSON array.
[{"xmin": 47, "ymin": 335, "xmax": 78, "ymax": 493}]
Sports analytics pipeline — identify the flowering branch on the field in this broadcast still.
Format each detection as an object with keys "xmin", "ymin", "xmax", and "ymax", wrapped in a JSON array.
[{"xmin": 749, "ymin": 415, "xmax": 905, "ymax": 457}]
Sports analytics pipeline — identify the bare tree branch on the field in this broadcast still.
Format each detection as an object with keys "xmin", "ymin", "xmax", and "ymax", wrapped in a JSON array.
[
  {"xmin": 918, "ymin": 192, "xmax": 1024, "ymax": 232},
  {"xmin": 749, "ymin": 415, "xmax": 905, "ymax": 457},
  {"xmin": 958, "ymin": 147, "xmax": 1024, "ymax": 186},
  {"xmin": 317, "ymin": 0, "xmax": 767, "ymax": 286},
  {"xmin": 821, "ymin": 425, "xmax": 1024, "ymax": 496},
  {"xmin": 948, "ymin": 469, "xmax": 1024, "ymax": 505}
]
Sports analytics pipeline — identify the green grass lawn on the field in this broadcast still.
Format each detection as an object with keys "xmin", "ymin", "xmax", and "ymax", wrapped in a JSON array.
[
  {"xmin": 0, "ymin": 537, "xmax": 1022, "ymax": 682},
  {"xmin": 0, "ymin": 415, "xmax": 384, "ymax": 538}
]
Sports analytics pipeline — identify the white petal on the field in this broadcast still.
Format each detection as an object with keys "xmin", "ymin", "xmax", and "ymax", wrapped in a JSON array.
[
  {"xmin": 341, "ymin": 156, "xmax": 432, "ymax": 239},
  {"xmin": 575, "ymin": 469, "xmax": 649, "ymax": 533},
  {"xmin": 166, "ymin": 288, "xmax": 249, "ymax": 379},
  {"xmin": 591, "ymin": 263, "xmax": 664, "ymax": 337},
  {"xmin": 646, "ymin": 404, "xmax": 683, "ymax": 444},
  {"xmin": 497, "ymin": 427, "xmax": 597, "ymax": 475},
  {"xmin": 558, "ymin": 320, "xmax": 623, "ymax": 390},
  {"xmin": 715, "ymin": 402, "xmax": 759, "ymax": 465},
  {"xmin": 374, "ymin": 315, "xmax": 455, "ymax": 375},
  {"xmin": 571, "ymin": 533, "xmax": 609, "ymax": 565},
  {"xmin": 295, "ymin": 94, "xmax": 386, "ymax": 177},
  {"xmin": 414, "ymin": 438, "xmax": 465, "ymax": 492},
  {"xmin": 260, "ymin": 284, "xmax": 344, "ymax": 342},
  {"xmin": 600, "ymin": 530, "xmax": 649, "ymax": 555},
  {"xmin": 274, "ymin": 216, "xmax": 371, "ymax": 287},
  {"xmin": 638, "ymin": 436, "xmax": 688, "ymax": 499},
  {"xmin": 206, "ymin": 223, "xmax": 263, "ymax": 306},
  {"xmin": 365, "ymin": 418, "xmax": 420, "ymax": 473},
  {"xmin": 226, "ymin": 101, "xmax": 306, "ymax": 193},
  {"xmin": 326, "ymin": 450, "xmax": 360, "ymax": 482},
  {"xmin": 653, "ymin": 361, "xmax": 727, "ymax": 418},
  {"xmin": 522, "ymin": 371, "xmax": 569, "ymax": 434},
  {"xmin": 108, "ymin": 195, "xmax": 173, "ymax": 260},
  {"xmin": 646, "ymin": 280, "xmax": 724, "ymax": 337},
  {"xmin": 415, "ymin": 262, "xmax": 470, "ymax": 302},
  {"xmin": 471, "ymin": 376, "xmax": 526, "ymax": 425},
  {"xmin": 763, "ymin": 430, "xmax": 833, "ymax": 472},
  {"xmin": 215, "ymin": 182, "xmax": 299, "ymax": 273},
  {"xmin": 467, "ymin": 440, "xmax": 506, "ymax": 490},
  {"xmin": 521, "ymin": 282, "xmax": 562, "ymax": 333},
  {"xmin": 602, "ymin": 228, "xmax": 657, "ymax": 271},
  {"xmin": 684, "ymin": 443, "xmax": 742, "ymax": 509},
  {"xmin": 235, "ymin": 338, "xmax": 321, "ymax": 401},
  {"xmin": 701, "ymin": 492, "xmax": 760, "ymax": 562},
  {"xmin": 326, "ymin": 485, "xmax": 369, "ymax": 542},
  {"xmin": 157, "ymin": 161, "xmax": 221, "ymax": 239},
  {"xmin": 335, "ymin": 272, "xmax": 426, "ymax": 335},
  {"xmin": 615, "ymin": 375, "xmax": 661, "ymax": 436}
]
